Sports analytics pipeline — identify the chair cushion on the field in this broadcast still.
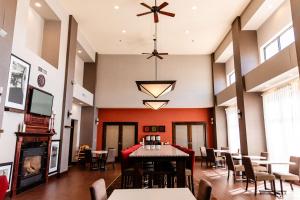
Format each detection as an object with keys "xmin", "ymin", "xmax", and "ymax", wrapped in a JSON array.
[
  {"xmin": 255, "ymin": 172, "xmax": 275, "ymax": 181},
  {"xmin": 253, "ymin": 165, "xmax": 268, "ymax": 172},
  {"xmin": 273, "ymin": 172, "xmax": 300, "ymax": 181},
  {"xmin": 234, "ymin": 164, "xmax": 244, "ymax": 172},
  {"xmin": 215, "ymin": 157, "xmax": 223, "ymax": 161}
]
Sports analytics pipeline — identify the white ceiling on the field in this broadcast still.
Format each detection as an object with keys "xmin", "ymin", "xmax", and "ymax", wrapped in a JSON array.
[{"xmin": 59, "ymin": 0, "xmax": 250, "ymax": 55}]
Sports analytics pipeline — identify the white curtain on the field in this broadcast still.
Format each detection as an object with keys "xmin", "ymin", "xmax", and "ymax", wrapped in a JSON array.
[
  {"xmin": 225, "ymin": 105, "xmax": 240, "ymax": 153},
  {"xmin": 263, "ymin": 80, "xmax": 300, "ymax": 172}
]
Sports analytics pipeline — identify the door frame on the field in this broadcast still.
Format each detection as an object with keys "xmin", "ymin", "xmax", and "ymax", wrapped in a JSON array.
[
  {"xmin": 172, "ymin": 122, "xmax": 207, "ymax": 148},
  {"xmin": 102, "ymin": 122, "xmax": 138, "ymax": 156}
]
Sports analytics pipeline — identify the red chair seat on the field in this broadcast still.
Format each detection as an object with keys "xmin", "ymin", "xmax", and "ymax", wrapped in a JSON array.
[{"xmin": 0, "ymin": 176, "xmax": 8, "ymax": 200}]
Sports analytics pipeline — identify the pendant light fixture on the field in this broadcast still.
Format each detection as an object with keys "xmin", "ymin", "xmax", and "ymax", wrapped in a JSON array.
[
  {"xmin": 136, "ymin": 24, "xmax": 176, "ymax": 99},
  {"xmin": 143, "ymin": 100, "xmax": 169, "ymax": 110}
]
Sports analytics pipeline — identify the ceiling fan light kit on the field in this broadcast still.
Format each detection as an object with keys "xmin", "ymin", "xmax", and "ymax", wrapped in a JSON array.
[
  {"xmin": 0, "ymin": 28, "xmax": 7, "ymax": 38},
  {"xmin": 136, "ymin": 0, "xmax": 176, "ymax": 110}
]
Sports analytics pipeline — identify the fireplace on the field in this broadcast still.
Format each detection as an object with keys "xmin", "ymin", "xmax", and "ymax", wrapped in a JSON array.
[{"xmin": 17, "ymin": 142, "xmax": 48, "ymax": 192}]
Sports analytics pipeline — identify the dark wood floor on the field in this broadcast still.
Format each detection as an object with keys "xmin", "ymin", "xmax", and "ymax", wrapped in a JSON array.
[{"xmin": 6, "ymin": 162, "xmax": 300, "ymax": 200}]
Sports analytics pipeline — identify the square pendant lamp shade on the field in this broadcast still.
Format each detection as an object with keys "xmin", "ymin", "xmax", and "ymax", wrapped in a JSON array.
[
  {"xmin": 136, "ymin": 80, "xmax": 176, "ymax": 98},
  {"xmin": 143, "ymin": 100, "xmax": 169, "ymax": 110}
]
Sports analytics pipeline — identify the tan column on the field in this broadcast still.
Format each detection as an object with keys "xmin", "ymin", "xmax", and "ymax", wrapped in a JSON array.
[
  {"xmin": 58, "ymin": 16, "xmax": 78, "ymax": 173},
  {"xmin": 0, "ymin": 0, "xmax": 17, "ymax": 130},
  {"xmin": 232, "ymin": 17, "xmax": 266, "ymax": 155},
  {"xmin": 290, "ymin": 0, "xmax": 300, "ymax": 73}
]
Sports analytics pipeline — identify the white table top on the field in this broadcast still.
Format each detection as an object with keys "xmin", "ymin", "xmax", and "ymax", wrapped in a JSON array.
[
  {"xmin": 214, "ymin": 149, "xmax": 230, "ymax": 153},
  {"xmin": 252, "ymin": 160, "xmax": 296, "ymax": 165},
  {"xmin": 92, "ymin": 150, "xmax": 108, "ymax": 154},
  {"xmin": 232, "ymin": 155, "xmax": 266, "ymax": 160},
  {"xmin": 129, "ymin": 145, "xmax": 189, "ymax": 158},
  {"xmin": 108, "ymin": 188, "xmax": 196, "ymax": 200}
]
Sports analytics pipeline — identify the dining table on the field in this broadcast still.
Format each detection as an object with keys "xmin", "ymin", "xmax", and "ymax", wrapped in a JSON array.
[
  {"xmin": 108, "ymin": 188, "xmax": 196, "ymax": 200},
  {"xmin": 129, "ymin": 145, "xmax": 189, "ymax": 187},
  {"xmin": 232, "ymin": 155, "xmax": 266, "ymax": 160},
  {"xmin": 92, "ymin": 150, "xmax": 108, "ymax": 155}
]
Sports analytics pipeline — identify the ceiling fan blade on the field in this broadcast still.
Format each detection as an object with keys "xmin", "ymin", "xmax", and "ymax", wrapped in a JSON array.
[
  {"xmin": 156, "ymin": 55, "xmax": 164, "ymax": 59},
  {"xmin": 154, "ymin": 12, "xmax": 159, "ymax": 23},
  {"xmin": 140, "ymin": 3, "xmax": 152, "ymax": 10},
  {"xmin": 158, "ymin": 2, "xmax": 169, "ymax": 10},
  {"xmin": 158, "ymin": 53, "xmax": 168, "ymax": 55},
  {"xmin": 137, "ymin": 11, "xmax": 153, "ymax": 16},
  {"xmin": 142, "ymin": 53, "xmax": 151, "ymax": 55},
  {"xmin": 147, "ymin": 55, "xmax": 154, "ymax": 59},
  {"xmin": 158, "ymin": 10, "xmax": 175, "ymax": 17}
]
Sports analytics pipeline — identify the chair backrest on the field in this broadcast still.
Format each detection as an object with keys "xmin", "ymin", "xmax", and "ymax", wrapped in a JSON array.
[
  {"xmin": 197, "ymin": 179, "xmax": 212, "ymax": 200},
  {"xmin": 0, "ymin": 176, "xmax": 9, "ymax": 200},
  {"xmin": 200, "ymin": 147, "xmax": 207, "ymax": 157},
  {"xmin": 106, "ymin": 148, "xmax": 116, "ymax": 163},
  {"xmin": 181, "ymin": 147, "xmax": 195, "ymax": 174},
  {"xmin": 225, "ymin": 153, "xmax": 235, "ymax": 171},
  {"xmin": 206, "ymin": 148, "xmax": 215, "ymax": 163},
  {"xmin": 242, "ymin": 156, "xmax": 255, "ymax": 181},
  {"xmin": 289, "ymin": 156, "xmax": 300, "ymax": 176},
  {"xmin": 90, "ymin": 179, "xmax": 107, "ymax": 200},
  {"xmin": 85, "ymin": 149, "xmax": 92, "ymax": 162}
]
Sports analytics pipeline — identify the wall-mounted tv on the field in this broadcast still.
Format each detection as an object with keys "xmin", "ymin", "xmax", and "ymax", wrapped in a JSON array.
[{"xmin": 29, "ymin": 89, "xmax": 54, "ymax": 117}]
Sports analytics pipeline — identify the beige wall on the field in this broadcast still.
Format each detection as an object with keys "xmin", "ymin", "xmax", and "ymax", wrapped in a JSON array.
[
  {"xmin": 95, "ymin": 55, "xmax": 213, "ymax": 108},
  {"xmin": 74, "ymin": 55, "xmax": 84, "ymax": 85},
  {"xmin": 0, "ymin": 0, "xmax": 68, "ymax": 171}
]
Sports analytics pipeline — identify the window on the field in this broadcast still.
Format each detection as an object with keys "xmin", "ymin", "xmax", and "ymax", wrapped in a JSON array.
[
  {"xmin": 263, "ymin": 27, "xmax": 295, "ymax": 61},
  {"xmin": 262, "ymin": 80, "xmax": 300, "ymax": 172},
  {"xmin": 227, "ymin": 71, "xmax": 236, "ymax": 86},
  {"xmin": 225, "ymin": 105, "xmax": 240, "ymax": 153}
]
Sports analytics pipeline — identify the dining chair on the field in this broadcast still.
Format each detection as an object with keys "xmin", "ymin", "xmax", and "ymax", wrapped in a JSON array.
[
  {"xmin": 200, "ymin": 147, "xmax": 207, "ymax": 167},
  {"xmin": 225, "ymin": 153, "xmax": 244, "ymax": 182},
  {"xmin": 206, "ymin": 148, "xmax": 223, "ymax": 168},
  {"xmin": 242, "ymin": 156, "xmax": 276, "ymax": 196},
  {"xmin": 253, "ymin": 152, "xmax": 268, "ymax": 172},
  {"xmin": 85, "ymin": 149, "xmax": 100, "ymax": 170},
  {"xmin": 273, "ymin": 156, "xmax": 300, "ymax": 197},
  {"xmin": 0, "ymin": 176, "xmax": 9, "ymax": 200},
  {"xmin": 103, "ymin": 148, "xmax": 116, "ymax": 170},
  {"xmin": 90, "ymin": 178, "xmax": 107, "ymax": 200},
  {"xmin": 197, "ymin": 179, "xmax": 212, "ymax": 200}
]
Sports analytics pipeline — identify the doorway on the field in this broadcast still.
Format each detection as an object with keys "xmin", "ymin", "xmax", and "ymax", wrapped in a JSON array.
[
  {"xmin": 102, "ymin": 122, "xmax": 138, "ymax": 158},
  {"xmin": 172, "ymin": 122, "xmax": 207, "ymax": 156}
]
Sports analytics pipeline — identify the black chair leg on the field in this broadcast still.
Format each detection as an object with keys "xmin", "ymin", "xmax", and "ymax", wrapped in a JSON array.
[
  {"xmin": 245, "ymin": 178, "xmax": 249, "ymax": 191},
  {"xmin": 273, "ymin": 180, "xmax": 276, "ymax": 196},
  {"xmin": 227, "ymin": 170, "xmax": 230, "ymax": 181},
  {"xmin": 290, "ymin": 183, "xmax": 294, "ymax": 191},
  {"xmin": 264, "ymin": 181, "xmax": 267, "ymax": 189},
  {"xmin": 191, "ymin": 176, "xmax": 195, "ymax": 194},
  {"xmin": 280, "ymin": 179, "xmax": 284, "ymax": 197},
  {"xmin": 254, "ymin": 181, "xmax": 257, "ymax": 196}
]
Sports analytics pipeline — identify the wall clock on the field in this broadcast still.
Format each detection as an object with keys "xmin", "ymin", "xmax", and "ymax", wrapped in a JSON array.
[{"xmin": 37, "ymin": 74, "xmax": 46, "ymax": 87}]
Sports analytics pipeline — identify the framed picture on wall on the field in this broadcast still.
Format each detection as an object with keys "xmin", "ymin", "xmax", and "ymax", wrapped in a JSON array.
[
  {"xmin": 0, "ymin": 162, "xmax": 13, "ymax": 191},
  {"xmin": 5, "ymin": 55, "xmax": 31, "ymax": 111},
  {"xmin": 49, "ymin": 140, "xmax": 60, "ymax": 175}
]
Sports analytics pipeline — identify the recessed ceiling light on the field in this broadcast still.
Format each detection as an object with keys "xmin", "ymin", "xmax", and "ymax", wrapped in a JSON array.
[
  {"xmin": 77, "ymin": 50, "xmax": 82, "ymax": 54},
  {"xmin": 35, "ymin": 2, "xmax": 42, "ymax": 8},
  {"xmin": 185, "ymin": 30, "xmax": 190, "ymax": 34},
  {"xmin": 114, "ymin": 5, "xmax": 120, "ymax": 10},
  {"xmin": 122, "ymin": 30, "xmax": 127, "ymax": 34},
  {"xmin": 192, "ymin": 6, "xmax": 197, "ymax": 10}
]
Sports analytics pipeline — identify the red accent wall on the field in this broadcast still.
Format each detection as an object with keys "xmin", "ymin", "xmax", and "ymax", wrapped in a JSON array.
[{"xmin": 97, "ymin": 108, "xmax": 214, "ymax": 150}]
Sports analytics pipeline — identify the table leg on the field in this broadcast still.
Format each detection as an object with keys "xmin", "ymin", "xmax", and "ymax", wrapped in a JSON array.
[{"xmin": 176, "ymin": 159, "xmax": 186, "ymax": 188}]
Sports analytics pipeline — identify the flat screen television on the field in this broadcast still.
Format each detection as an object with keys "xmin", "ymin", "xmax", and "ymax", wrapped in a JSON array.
[{"xmin": 29, "ymin": 89, "xmax": 54, "ymax": 117}]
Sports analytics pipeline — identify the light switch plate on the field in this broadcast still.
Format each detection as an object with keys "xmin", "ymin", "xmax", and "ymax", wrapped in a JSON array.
[{"xmin": 0, "ymin": 28, "xmax": 7, "ymax": 37}]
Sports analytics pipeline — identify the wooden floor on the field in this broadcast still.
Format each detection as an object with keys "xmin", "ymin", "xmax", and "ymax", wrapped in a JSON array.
[{"xmin": 6, "ymin": 162, "xmax": 300, "ymax": 200}]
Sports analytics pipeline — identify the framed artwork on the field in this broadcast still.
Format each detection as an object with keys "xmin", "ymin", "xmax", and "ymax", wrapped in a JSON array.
[
  {"xmin": 5, "ymin": 55, "xmax": 31, "ymax": 111},
  {"xmin": 143, "ymin": 126, "xmax": 165, "ymax": 133},
  {"xmin": 49, "ymin": 140, "xmax": 60, "ymax": 174},
  {"xmin": 0, "ymin": 162, "xmax": 13, "ymax": 191}
]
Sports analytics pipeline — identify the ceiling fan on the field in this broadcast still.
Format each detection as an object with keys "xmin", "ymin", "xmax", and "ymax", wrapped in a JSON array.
[
  {"xmin": 137, "ymin": 0, "xmax": 175, "ymax": 23},
  {"xmin": 142, "ymin": 39, "xmax": 168, "ymax": 59}
]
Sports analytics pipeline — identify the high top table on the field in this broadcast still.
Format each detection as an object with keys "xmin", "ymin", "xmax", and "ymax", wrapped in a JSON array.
[
  {"xmin": 108, "ymin": 188, "xmax": 196, "ymax": 200},
  {"xmin": 129, "ymin": 145, "xmax": 189, "ymax": 187}
]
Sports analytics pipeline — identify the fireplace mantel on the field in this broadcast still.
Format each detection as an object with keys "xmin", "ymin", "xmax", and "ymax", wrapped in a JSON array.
[{"xmin": 12, "ymin": 132, "xmax": 54, "ymax": 196}]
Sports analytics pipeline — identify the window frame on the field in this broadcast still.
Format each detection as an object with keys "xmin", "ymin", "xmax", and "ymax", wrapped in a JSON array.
[{"xmin": 263, "ymin": 26, "xmax": 294, "ymax": 61}]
